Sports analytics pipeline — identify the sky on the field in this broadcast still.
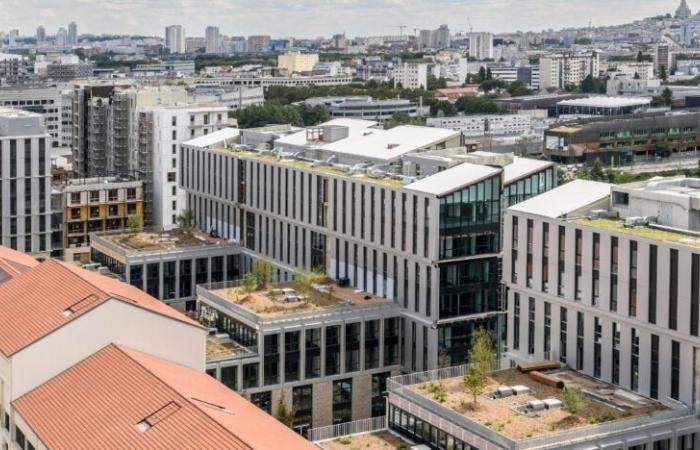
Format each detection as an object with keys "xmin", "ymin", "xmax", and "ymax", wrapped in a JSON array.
[{"xmin": 0, "ymin": 0, "xmax": 685, "ymax": 38}]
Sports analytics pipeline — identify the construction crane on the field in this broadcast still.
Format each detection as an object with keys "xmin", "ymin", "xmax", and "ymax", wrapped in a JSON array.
[{"xmin": 394, "ymin": 25, "xmax": 407, "ymax": 36}]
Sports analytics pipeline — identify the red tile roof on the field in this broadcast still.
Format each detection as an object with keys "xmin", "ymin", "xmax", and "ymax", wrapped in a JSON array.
[
  {"xmin": 0, "ymin": 246, "xmax": 39, "ymax": 283},
  {"xmin": 13, "ymin": 344, "xmax": 317, "ymax": 450},
  {"xmin": 0, "ymin": 257, "xmax": 201, "ymax": 357}
]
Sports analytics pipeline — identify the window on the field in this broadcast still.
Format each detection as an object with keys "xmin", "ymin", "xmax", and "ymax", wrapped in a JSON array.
[
  {"xmin": 365, "ymin": 319, "xmax": 380, "ymax": 370},
  {"xmin": 285, "ymin": 331, "xmax": 301, "ymax": 382},
  {"xmin": 542, "ymin": 223, "xmax": 549, "ymax": 292},
  {"xmin": 384, "ymin": 318, "xmax": 400, "ymax": 366},
  {"xmin": 594, "ymin": 317, "xmax": 602, "ymax": 378},
  {"xmin": 242, "ymin": 363, "xmax": 259, "ymax": 389},
  {"xmin": 15, "ymin": 426, "xmax": 25, "ymax": 448},
  {"xmin": 372, "ymin": 372, "xmax": 389, "ymax": 417},
  {"xmin": 612, "ymin": 322, "xmax": 620, "ymax": 384},
  {"xmin": 631, "ymin": 328, "xmax": 639, "ymax": 391},
  {"xmin": 671, "ymin": 340, "xmax": 680, "ymax": 400},
  {"xmin": 167, "ymin": 172, "xmax": 176, "ymax": 183},
  {"xmin": 325, "ymin": 325, "xmax": 341, "ymax": 375},
  {"xmin": 559, "ymin": 306, "xmax": 567, "ymax": 363},
  {"xmin": 263, "ymin": 334, "xmax": 279, "ymax": 386},
  {"xmin": 513, "ymin": 293, "xmax": 520, "ymax": 351},
  {"xmin": 629, "ymin": 241, "xmax": 638, "ymax": 317},
  {"xmin": 527, "ymin": 297, "xmax": 535, "ymax": 355},
  {"xmin": 220, "ymin": 366, "xmax": 237, "ymax": 390},
  {"xmin": 670, "ymin": 249, "xmax": 679, "ymax": 330},
  {"xmin": 576, "ymin": 312, "xmax": 584, "ymax": 370},
  {"xmin": 292, "ymin": 386, "xmax": 313, "ymax": 436},
  {"xmin": 592, "ymin": 233, "xmax": 600, "ymax": 305},
  {"xmin": 557, "ymin": 226, "xmax": 566, "ymax": 296},
  {"xmin": 610, "ymin": 237, "xmax": 618, "ymax": 311},
  {"xmin": 692, "ymin": 254, "xmax": 699, "ymax": 336},
  {"xmin": 305, "ymin": 328, "xmax": 321, "ymax": 378},
  {"xmin": 574, "ymin": 230, "xmax": 582, "ymax": 301},
  {"xmin": 250, "ymin": 391, "xmax": 271, "ymax": 414},
  {"xmin": 650, "ymin": 334, "xmax": 659, "ymax": 399},
  {"xmin": 332, "ymin": 379, "xmax": 352, "ymax": 424},
  {"xmin": 649, "ymin": 245, "xmax": 657, "ymax": 324}
]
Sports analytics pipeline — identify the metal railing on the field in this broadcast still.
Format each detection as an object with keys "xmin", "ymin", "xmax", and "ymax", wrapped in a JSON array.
[{"xmin": 308, "ymin": 415, "xmax": 386, "ymax": 442}]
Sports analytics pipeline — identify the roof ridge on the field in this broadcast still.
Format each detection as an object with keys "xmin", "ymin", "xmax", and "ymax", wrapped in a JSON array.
[
  {"xmin": 51, "ymin": 260, "xmax": 109, "ymax": 298},
  {"xmin": 113, "ymin": 345, "xmax": 254, "ymax": 450}
]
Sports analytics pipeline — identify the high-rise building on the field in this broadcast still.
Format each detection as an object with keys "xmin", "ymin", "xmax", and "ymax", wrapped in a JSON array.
[
  {"xmin": 538, "ymin": 51, "xmax": 600, "ymax": 91},
  {"xmin": 205, "ymin": 26, "xmax": 220, "ymax": 54},
  {"xmin": 468, "ymin": 32, "xmax": 494, "ymax": 60},
  {"xmin": 654, "ymin": 44, "xmax": 672, "ymax": 77},
  {"xmin": 8, "ymin": 29, "xmax": 18, "ymax": 47},
  {"xmin": 417, "ymin": 25, "xmax": 451, "ymax": 50},
  {"xmin": 393, "ymin": 62, "xmax": 428, "ymax": 89},
  {"xmin": 55, "ymin": 27, "xmax": 68, "ymax": 47},
  {"xmin": 68, "ymin": 21, "xmax": 78, "ymax": 45},
  {"xmin": 0, "ymin": 108, "xmax": 52, "ymax": 258},
  {"xmin": 504, "ymin": 177, "xmax": 700, "ymax": 408},
  {"xmin": 246, "ymin": 35, "xmax": 271, "ymax": 53},
  {"xmin": 36, "ymin": 26, "xmax": 46, "ymax": 45},
  {"xmin": 165, "ymin": 25, "xmax": 186, "ymax": 54}
]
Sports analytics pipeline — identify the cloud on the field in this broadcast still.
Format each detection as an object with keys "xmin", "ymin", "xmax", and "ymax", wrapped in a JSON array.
[{"xmin": 0, "ymin": 0, "xmax": 682, "ymax": 38}]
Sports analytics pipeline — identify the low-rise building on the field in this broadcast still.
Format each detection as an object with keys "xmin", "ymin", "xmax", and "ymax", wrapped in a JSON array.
[
  {"xmin": 90, "ymin": 228, "xmax": 241, "ymax": 312},
  {"xmin": 555, "ymin": 96, "xmax": 651, "ymax": 116},
  {"xmin": 428, "ymin": 114, "xmax": 533, "ymax": 138},
  {"xmin": 393, "ymin": 63, "xmax": 428, "ymax": 90},
  {"xmin": 543, "ymin": 111, "xmax": 700, "ymax": 164},
  {"xmin": 305, "ymin": 96, "xmax": 429, "ymax": 122},
  {"xmin": 278, "ymin": 52, "xmax": 320, "ymax": 74}
]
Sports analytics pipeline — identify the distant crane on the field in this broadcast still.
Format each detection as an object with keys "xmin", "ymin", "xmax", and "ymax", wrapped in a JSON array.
[{"xmin": 394, "ymin": 25, "xmax": 407, "ymax": 36}]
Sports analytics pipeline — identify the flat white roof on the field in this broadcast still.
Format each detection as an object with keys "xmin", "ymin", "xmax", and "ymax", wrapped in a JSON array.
[
  {"xmin": 557, "ymin": 96, "xmax": 651, "ymax": 108},
  {"xmin": 320, "ymin": 125, "xmax": 459, "ymax": 161},
  {"xmin": 508, "ymin": 179, "xmax": 611, "ymax": 218},
  {"xmin": 503, "ymin": 157, "xmax": 555, "ymax": 184},
  {"xmin": 405, "ymin": 162, "xmax": 501, "ymax": 196},
  {"xmin": 183, "ymin": 127, "xmax": 240, "ymax": 148},
  {"xmin": 0, "ymin": 107, "xmax": 41, "ymax": 118},
  {"xmin": 275, "ymin": 118, "xmax": 377, "ymax": 147}
]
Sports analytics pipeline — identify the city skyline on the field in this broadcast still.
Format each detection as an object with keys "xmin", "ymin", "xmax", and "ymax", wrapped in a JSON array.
[{"xmin": 0, "ymin": 0, "xmax": 688, "ymax": 38}]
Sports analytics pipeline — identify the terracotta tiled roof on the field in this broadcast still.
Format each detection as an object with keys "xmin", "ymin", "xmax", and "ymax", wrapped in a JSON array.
[
  {"xmin": 13, "ymin": 344, "xmax": 317, "ymax": 450},
  {"xmin": 0, "ymin": 257, "xmax": 201, "ymax": 357},
  {"xmin": 0, "ymin": 246, "xmax": 39, "ymax": 284}
]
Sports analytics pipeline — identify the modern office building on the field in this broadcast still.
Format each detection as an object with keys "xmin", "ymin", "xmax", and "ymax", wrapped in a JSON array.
[
  {"xmin": 165, "ymin": 25, "xmax": 186, "ymax": 54},
  {"xmin": 490, "ymin": 65, "xmax": 540, "ymax": 91},
  {"xmin": 0, "ymin": 84, "xmax": 73, "ymax": 149},
  {"xmin": 205, "ymin": 26, "xmax": 221, "ymax": 54},
  {"xmin": 198, "ymin": 277, "xmax": 402, "ymax": 432},
  {"xmin": 278, "ymin": 52, "xmax": 320, "ymax": 74},
  {"xmin": 90, "ymin": 228, "xmax": 241, "ymax": 312},
  {"xmin": 543, "ymin": 111, "xmax": 700, "ymax": 164},
  {"xmin": 504, "ymin": 176, "xmax": 700, "ymax": 411},
  {"xmin": 304, "ymin": 96, "xmax": 428, "ymax": 122},
  {"xmin": 0, "ymin": 245, "xmax": 314, "ymax": 450},
  {"xmin": 0, "ymin": 108, "xmax": 51, "ymax": 259},
  {"xmin": 539, "ymin": 51, "xmax": 600, "ymax": 91},
  {"xmin": 180, "ymin": 120, "xmax": 556, "ymax": 378},
  {"xmin": 467, "ymin": 32, "xmax": 494, "ymax": 61},
  {"xmin": 393, "ymin": 62, "xmax": 428, "ymax": 90},
  {"xmin": 61, "ymin": 176, "xmax": 144, "ymax": 263},
  {"xmin": 35, "ymin": 26, "xmax": 46, "ymax": 45},
  {"xmin": 68, "ymin": 21, "xmax": 78, "ymax": 45}
]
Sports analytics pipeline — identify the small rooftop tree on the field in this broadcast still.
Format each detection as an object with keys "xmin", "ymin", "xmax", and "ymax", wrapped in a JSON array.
[
  {"xmin": 242, "ymin": 272, "xmax": 257, "ymax": 294},
  {"xmin": 253, "ymin": 259, "xmax": 273, "ymax": 287},
  {"xmin": 176, "ymin": 209, "xmax": 194, "ymax": 232},
  {"xmin": 562, "ymin": 385, "xmax": 587, "ymax": 415},
  {"xmin": 463, "ymin": 327, "xmax": 494, "ymax": 409}
]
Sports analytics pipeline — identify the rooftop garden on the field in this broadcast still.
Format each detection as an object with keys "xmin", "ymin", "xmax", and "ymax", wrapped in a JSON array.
[
  {"xmin": 576, "ymin": 218, "xmax": 700, "ymax": 248},
  {"xmin": 214, "ymin": 260, "xmax": 387, "ymax": 317},
  {"xmin": 320, "ymin": 431, "xmax": 412, "ymax": 450}
]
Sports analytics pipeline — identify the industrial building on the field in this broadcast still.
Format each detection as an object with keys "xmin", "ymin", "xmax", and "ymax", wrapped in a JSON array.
[{"xmin": 555, "ymin": 96, "xmax": 651, "ymax": 116}]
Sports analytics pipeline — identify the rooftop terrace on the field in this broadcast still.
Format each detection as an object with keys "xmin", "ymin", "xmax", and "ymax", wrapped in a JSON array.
[
  {"xmin": 211, "ymin": 279, "xmax": 391, "ymax": 319},
  {"xmin": 318, "ymin": 431, "xmax": 412, "ymax": 450},
  {"xmin": 387, "ymin": 364, "xmax": 689, "ymax": 449},
  {"xmin": 96, "ymin": 229, "xmax": 232, "ymax": 254},
  {"xmin": 576, "ymin": 218, "xmax": 700, "ymax": 248}
]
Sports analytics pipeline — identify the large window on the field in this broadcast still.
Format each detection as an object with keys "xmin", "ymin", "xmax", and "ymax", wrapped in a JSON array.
[
  {"xmin": 179, "ymin": 259, "xmax": 192, "ymax": 298},
  {"xmin": 146, "ymin": 263, "xmax": 160, "ymax": 298},
  {"xmin": 345, "ymin": 322, "xmax": 361, "ymax": 372},
  {"xmin": 305, "ymin": 328, "xmax": 321, "ymax": 379},
  {"xmin": 163, "ymin": 261, "xmax": 176, "ymax": 300},
  {"xmin": 438, "ymin": 175, "xmax": 501, "ymax": 260},
  {"xmin": 251, "ymin": 391, "xmax": 271, "ymax": 414},
  {"xmin": 332, "ymin": 379, "xmax": 353, "ymax": 424},
  {"xmin": 365, "ymin": 320, "xmax": 380, "ymax": 370},
  {"xmin": 242, "ymin": 363, "xmax": 259, "ymax": 389},
  {"xmin": 285, "ymin": 331, "xmax": 301, "ymax": 382},
  {"xmin": 220, "ymin": 366, "xmax": 237, "ymax": 390},
  {"xmin": 325, "ymin": 325, "xmax": 341, "ymax": 376},
  {"xmin": 263, "ymin": 334, "xmax": 279, "ymax": 386},
  {"xmin": 372, "ymin": 372, "xmax": 390, "ymax": 417},
  {"xmin": 439, "ymin": 258, "xmax": 498, "ymax": 319},
  {"xmin": 670, "ymin": 249, "xmax": 679, "ymax": 330},
  {"xmin": 383, "ymin": 318, "xmax": 399, "ymax": 366},
  {"xmin": 292, "ymin": 385, "xmax": 313, "ymax": 436}
]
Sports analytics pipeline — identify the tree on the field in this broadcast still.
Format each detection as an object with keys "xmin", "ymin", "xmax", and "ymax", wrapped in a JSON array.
[
  {"xmin": 478, "ymin": 67, "xmax": 487, "ymax": 83},
  {"xmin": 253, "ymin": 259, "xmax": 274, "ymax": 286},
  {"xmin": 242, "ymin": 272, "xmax": 257, "ymax": 293},
  {"xmin": 384, "ymin": 112, "xmax": 425, "ymax": 129},
  {"xmin": 427, "ymin": 75, "xmax": 448, "ymax": 90},
  {"xmin": 296, "ymin": 103, "xmax": 330, "ymax": 126},
  {"xmin": 463, "ymin": 328, "xmax": 493, "ymax": 408},
  {"xmin": 276, "ymin": 395, "xmax": 296, "ymax": 428},
  {"xmin": 506, "ymin": 80, "xmax": 532, "ymax": 97},
  {"xmin": 633, "ymin": 72, "xmax": 641, "ymax": 80},
  {"xmin": 580, "ymin": 74, "xmax": 597, "ymax": 93},
  {"xmin": 589, "ymin": 158, "xmax": 606, "ymax": 181},
  {"xmin": 455, "ymin": 96, "xmax": 503, "ymax": 115},
  {"xmin": 127, "ymin": 214, "xmax": 143, "ymax": 232},
  {"xmin": 661, "ymin": 87, "xmax": 673, "ymax": 106},
  {"xmin": 659, "ymin": 64, "xmax": 668, "ymax": 82},
  {"xmin": 176, "ymin": 209, "xmax": 194, "ymax": 232},
  {"xmin": 430, "ymin": 100, "xmax": 457, "ymax": 117},
  {"xmin": 296, "ymin": 269, "xmax": 326, "ymax": 298},
  {"xmin": 562, "ymin": 385, "xmax": 587, "ymax": 415},
  {"xmin": 636, "ymin": 50, "xmax": 644, "ymax": 62}
]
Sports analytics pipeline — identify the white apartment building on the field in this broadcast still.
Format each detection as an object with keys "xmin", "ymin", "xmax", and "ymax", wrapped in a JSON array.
[
  {"xmin": 138, "ymin": 104, "xmax": 231, "ymax": 230},
  {"xmin": 0, "ymin": 85, "xmax": 72, "ymax": 150},
  {"xmin": 613, "ymin": 61, "xmax": 655, "ymax": 80},
  {"xmin": 165, "ymin": 25, "xmax": 186, "ymax": 54},
  {"xmin": 180, "ymin": 119, "xmax": 556, "ymax": 374},
  {"xmin": 277, "ymin": 52, "xmax": 320, "ymax": 73},
  {"xmin": 654, "ymin": 44, "xmax": 672, "ymax": 76},
  {"xmin": 468, "ymin": 32, "xmax": 494, "ymax": 60},
  {"xmin": 539, "ymin": 51, "xmax": 600, "ymax": 91},
  {"xmin": 431, "ymin": 52, "xmax": 468, "ymax": 84},
  {"xmin": 428, "ymin": 114, "xmax": 533, "ymax": 137},
  {"xmin": 393, "ymin": 62, "xmax": 428, "ymax": 90},
  {"xmin": 504, "ymin": 177, "xmax": 700, "ymax": 410},
  {"xmin": 0, "ymin": 108, "xmax": 51, "ymax": 259},
  {"xmin": 205, "ymin": 26, "xmax": 220, "ymax": 54}
]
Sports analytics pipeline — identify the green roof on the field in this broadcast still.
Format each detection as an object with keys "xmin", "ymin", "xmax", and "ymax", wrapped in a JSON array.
[{"xmin": 575, "ymin": 218, "xmax": 700, "ymax": 248}]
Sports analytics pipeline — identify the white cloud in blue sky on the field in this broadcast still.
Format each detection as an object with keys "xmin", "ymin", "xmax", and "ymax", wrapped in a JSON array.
[{"xmin": 0, "ymin": 0, "xmax": 684, "ymax": 37}]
